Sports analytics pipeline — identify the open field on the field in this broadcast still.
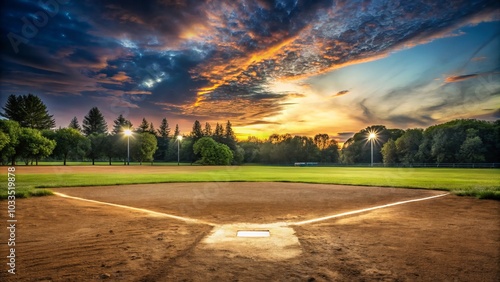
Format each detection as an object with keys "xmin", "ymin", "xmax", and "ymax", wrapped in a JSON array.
[
  {"xmin": 0, "ymin": 165, "xmax": 499, "ymax": 199},
  {"xmin": 0, "ymin": 182, "xmax": 498, "ymax": 281}
]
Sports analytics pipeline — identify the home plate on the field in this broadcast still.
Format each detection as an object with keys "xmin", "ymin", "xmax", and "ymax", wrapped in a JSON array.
[
  {"xmin": 236, "ymin": 230, "xmax": 271, "ymax": 237},
  {"xmin": 201, "ymin": 222, "xmax": 301, "ymax": 260}
]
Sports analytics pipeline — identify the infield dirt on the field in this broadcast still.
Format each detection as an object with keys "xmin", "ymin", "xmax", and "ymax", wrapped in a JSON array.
[{"xmin": 0, "ymin": 182, "xmax": 499, "ymax": 281}]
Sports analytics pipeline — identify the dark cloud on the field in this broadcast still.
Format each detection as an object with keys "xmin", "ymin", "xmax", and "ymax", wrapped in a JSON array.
[
  {"xmin": 334, "ymin": 90, "xmax": 349, "ymax": 96},
  {"xmin": 1, "ymin": 0, "xmax": 499, "ymax": 129},
  {"xmin": 386, "ymin": 115, "xmax": 436, "ymax": 127}
]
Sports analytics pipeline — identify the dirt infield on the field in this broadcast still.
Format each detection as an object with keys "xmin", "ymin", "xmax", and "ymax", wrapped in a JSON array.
[{"xmin": 1, "ymin": 182, "xmax": 499, "ymax": 281}]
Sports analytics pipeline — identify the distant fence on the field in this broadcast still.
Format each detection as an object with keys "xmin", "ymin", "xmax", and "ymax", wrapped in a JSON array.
[{"xmin": 288, "ymin": 163, "xmax": 500, "ymax": 168}]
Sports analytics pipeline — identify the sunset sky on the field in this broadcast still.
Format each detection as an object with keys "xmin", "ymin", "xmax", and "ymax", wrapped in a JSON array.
[{"xmin": 1, "ymin": 0, "xmax": 499, "ymax": 141}]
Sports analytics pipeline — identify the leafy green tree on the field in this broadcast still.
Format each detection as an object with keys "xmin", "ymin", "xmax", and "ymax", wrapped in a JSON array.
[
  {"xmin": 314, "ymin": 134, "xmax": 339, "ymax": 163},
  {"xmin": 51, "ymin": 128, "xmax": 90, "ymax": 165},
  {"xmin": 193, "ymin": 137, "xmax": 233, "ymax": 165},
  {"xmin": 239, "ymin": 137, "xmax": 261, "ymax": 163},
  {"xmin": 112, "ymin": 114, "xmax": 132, "ymax": 135},
  {"xmin": 1, "ymin": 94, "xmax": 55, "ymax": 129},
  {"xmin": 131, "ymin": 133, "xmax": 158, "ymax": 165},
  {"xmin": 82, "ymin": 107, "xmax": 108, "ymax": 136},
  {"xmin": 102, "ymin": 134, "xmax": 118, "ymax": 165},
  {"xmin": 87, "ymin": 133, "xmax": 109, "ymax": 165},
  {"xmin": 458, "ymin": 129, "xmax": 486, "ymax": 163},
  {"xmin": 18, "ymin": 128, "xmax": 56, "ymax": 165},
  {"xmin": 0, "ymin": 120, "xmax": 22, "ymax": 165},
  {"xmin": 0, "ymin": 131, "xmax": 9, "ymax": 152},
  {"xmin": 68, "ymin": 117, "xmax": 82, "ymax": 132},
  {"xmin": 340, "ymin": 125, "xmax": 402, "ymax": 164},
  {"xmin": 395, "ymin": 129, "xmax": 423, "ymax": 164},
  {"xmin": 381, "ymin": 139, "xmax": 398, "ymax": 165}
]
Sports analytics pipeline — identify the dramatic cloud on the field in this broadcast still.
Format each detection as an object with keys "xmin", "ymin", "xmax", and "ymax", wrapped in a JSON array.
[{"xmin": 1, "ymin": 0, "xmax": 499, "ymax": 136}]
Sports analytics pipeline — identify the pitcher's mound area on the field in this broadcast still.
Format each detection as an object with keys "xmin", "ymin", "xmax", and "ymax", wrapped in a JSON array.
[{"xmin": 2, "ymin": 182, "xmax": 498, "ymax": 282}]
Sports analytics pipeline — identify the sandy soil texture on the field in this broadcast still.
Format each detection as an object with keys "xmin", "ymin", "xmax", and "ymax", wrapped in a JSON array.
[{"xmin": 0, "ymin": 182, "xmax": 499, "ymax": 281}]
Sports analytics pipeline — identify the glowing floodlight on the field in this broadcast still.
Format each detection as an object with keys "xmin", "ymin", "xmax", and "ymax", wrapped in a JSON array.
[
  {"xmin": 124, "ymin": 129, "xmax": 133, "ymax": 165},
  {"xmin": 236, "ymin": 230, "xmax": 271, "ymax": 237},
  {"xmin": 367, "ymin": 131, "xmax": 378, "ymax": 167}
]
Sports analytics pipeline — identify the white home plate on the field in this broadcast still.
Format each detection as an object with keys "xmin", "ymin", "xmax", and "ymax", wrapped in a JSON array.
[
  {"xmin": 202, "ymin": 222, "xmax": 301, "ymax": 260},
  {"xmin": 236, "ymin": 230, "xmax": 270, "ymax": 237}
]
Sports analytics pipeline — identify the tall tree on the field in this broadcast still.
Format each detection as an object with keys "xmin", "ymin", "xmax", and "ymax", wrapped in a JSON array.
[
  {"xmin": 193, "ymin": 137, "xmax": 233, "ymax": 165},
  {"xmin": 51, "ymin": 128, "xmax": 90, "ymax": 165},
  {"xmin": 214, "ymin": 123, "xmax": 224, "ymax": 142},
  {"xmin": 1, "ymin": 94, "xmax": 55, "ymax": 129},
  {"xmin": 131, "ymin": 133, "xmax": 158, "ymax": 165},
  {"xmin": 82, "ymin": 107, "xmax": 108, "ymax": 136},
  {"xmin": 395, "ymin": 129, "xmax": 423, "ymax": 164},
  {"xmin": 0, "ymin": 131, "xmax": 9, "ymax": 152},
  {"xmin": 381, "ymin": 139, "xmax": 398, "ymax": 164},
  {"xmin": 0, "ymin": 120, "xmax": 22, "ymax": 165},
  {"xmin": 17, "ymin": 128, "xmax": 56, "ymax": 165},
  {"xmin": 112, "ymin": 114, "xmax": 132, "ymax": 135},
  {"xmin": 148, "ymin": 122, "xmax": 156, "ymax": 136},
  {"xmin": 138, "ymin": 118, "xmax": 149, "ymax": 133},
  {"xmin": 458, "ymin": 129, "xmax": 486, "ymax": 163},
  {"xmin": 173, "ymin": 124, "xmax": 180, "ymax": 138},
  {"xmin": 191, "ymin": 120, "xmax": 203, "ymax": 140},
  {"xmin": 204, "ymin": 122, "xmax": 212, "ymax": 136},
  {"xmin": 225, "ymin": 121, "xmax": 236, "ymax": 140},
  {"xmin": 157, "ymin": 118, "xmax": 170, "ymax": 138},
  {"xmin": 87, "ymin": 133, "xmax": 109, "ymax": 165},
  {"xmin": 68, "ymin": 117, "xmax": 81, "ymax": 132},
  {"xmin": 313, "ymin": 134, "xmax": 330, "ymax": 150}
]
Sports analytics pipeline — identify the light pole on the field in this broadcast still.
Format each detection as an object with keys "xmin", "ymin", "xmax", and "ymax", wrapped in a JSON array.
[
  {"xmin": 368, "ymin": 132, "xmax": 376, "ymax": 167},
  {"xmin": 124, "ymin": 129, "xmax": 132, "ymax": 165},
  {"xmin": 177, "ymin": 135, "xmax": 183, "ymax": 166}
]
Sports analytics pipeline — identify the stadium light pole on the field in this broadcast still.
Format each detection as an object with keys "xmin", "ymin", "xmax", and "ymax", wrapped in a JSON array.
[
  {"xmin": 368, "ymin": 132, "xmax": 376, "ymax": 167},
  {"xmin": 124, "ymin": 129, "xmax": 132, "ymax": 165},
  {"xmin": 177, "ymin": 135, "xmax": 183, "ymax": 166}
]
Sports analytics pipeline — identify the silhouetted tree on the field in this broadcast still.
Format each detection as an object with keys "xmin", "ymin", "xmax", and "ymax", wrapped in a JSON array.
[
  {"xmin": 1, "ymin": 94, "xmax": 55, "ymax": 129},
  {"xmin": 82, "ymin": 107, "xmax": 107, "ymax": 136},
  {"xmin": 68, "ymin": 117, "xmax": 81, "ymax": 132},
  {"xmin": 112, "ymin": 114, "xmax": 132, "ymax": 135}
]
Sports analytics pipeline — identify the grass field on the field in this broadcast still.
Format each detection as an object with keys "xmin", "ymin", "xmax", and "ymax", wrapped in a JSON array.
[{"xmin": 1, "ymin": 165, "xmax": 498, "ymax": 199}]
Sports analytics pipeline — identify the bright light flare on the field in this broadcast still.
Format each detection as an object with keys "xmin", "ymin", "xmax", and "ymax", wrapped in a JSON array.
[
  {"xmin": 124, "ymin": 129, "xmax": 132, "ymax": 136},
  {"xmin": 368, "ymin": 132, "xmax": 376, "ymax": 140},
  {"xmin": 177, "ymin": 135, "xmax": 183, "ymax": 141}
]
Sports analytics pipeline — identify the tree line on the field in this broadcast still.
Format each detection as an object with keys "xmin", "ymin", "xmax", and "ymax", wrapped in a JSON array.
[{"xmin": 1, "ymin": 94, "xmax": 498, "ymax": 165}]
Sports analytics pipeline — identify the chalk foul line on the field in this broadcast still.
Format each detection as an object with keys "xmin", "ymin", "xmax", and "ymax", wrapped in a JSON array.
[
  {"xmin": 53, "ymin": 192, "xmax": 216, "ymax": 226},
  {"xmin": 54, "ymin": 192, "xmax": 449, "ymax": 227},
  {"xmin": 291, "ymin": 193, "xmax": 449, "ymax": 226}
]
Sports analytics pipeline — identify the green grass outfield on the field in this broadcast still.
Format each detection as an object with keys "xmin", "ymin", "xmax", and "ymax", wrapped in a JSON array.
[{"xmin": 1, "ymin": 165, "xmax": 499, "ymax": 200}]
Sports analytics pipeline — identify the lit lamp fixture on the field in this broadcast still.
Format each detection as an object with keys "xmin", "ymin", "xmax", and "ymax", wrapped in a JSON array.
[
  {"xmin": 368, "ymin": 132, "xmax": 377, "ymax": 167},
  {"xmin": 177, "ymin": 135, "xmax": 183, "ymax": 166},
  {"xmin": 124, "ymin": 129, "xmax": 132, "ymax": 166}
]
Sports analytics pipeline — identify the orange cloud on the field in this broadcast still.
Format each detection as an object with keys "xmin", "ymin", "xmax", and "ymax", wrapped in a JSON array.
[{"xmin": 445, "ymin": 74, "xmax": 478, "ymax": 83}]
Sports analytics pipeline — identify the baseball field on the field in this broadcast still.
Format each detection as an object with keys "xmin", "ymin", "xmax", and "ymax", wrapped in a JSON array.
[{"xmin": 0, "ymin": 165, "xmax": 499, "ymax": 281}]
